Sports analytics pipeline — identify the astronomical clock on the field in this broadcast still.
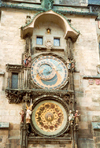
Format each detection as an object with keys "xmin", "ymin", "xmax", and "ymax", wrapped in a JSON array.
[
  {"xmin": 30, "ymin": 54, "xmax": 70, "ymax": 138},
  {"xmin": 4, "ymin": 3, "xmax": 79, "ymax": 147}
]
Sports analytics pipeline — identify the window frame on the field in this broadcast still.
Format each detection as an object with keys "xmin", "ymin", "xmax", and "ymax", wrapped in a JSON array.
[
  {"xmin": 36, "ymin": 36, "xmax": 43, "ymax": 45},
  {"xmin": 11, "ymin": 73, "xmax": 18, "ymax": 89},
  {"xmin": 54, "ymin": 37, "xmax": 60, "ymax": 47}
]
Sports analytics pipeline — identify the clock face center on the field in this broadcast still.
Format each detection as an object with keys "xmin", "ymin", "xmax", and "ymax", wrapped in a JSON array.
[
  {"xmin": 37, "ymin": 62, "xmax": 56, "ymax": 81},
  {"xmin": 45, "ymin": 112, "xmax": 54, "ymax": 122}
]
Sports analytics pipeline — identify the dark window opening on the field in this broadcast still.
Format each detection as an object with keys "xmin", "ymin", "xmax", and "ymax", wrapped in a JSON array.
[{"xmin": 11, "ymin": 73, "xmax": 18, "ymax": 89}]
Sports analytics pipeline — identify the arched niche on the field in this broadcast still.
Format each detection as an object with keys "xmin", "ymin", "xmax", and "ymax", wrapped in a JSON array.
[{"xmin": 21, "ymin": 10, "xmax": 79, "ymax": 42}]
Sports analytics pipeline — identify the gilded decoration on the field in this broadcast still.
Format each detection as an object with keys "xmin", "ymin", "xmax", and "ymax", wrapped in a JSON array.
[{"xmin": 35, "ymin": 102, "xmax": 64, "ymax": 132}]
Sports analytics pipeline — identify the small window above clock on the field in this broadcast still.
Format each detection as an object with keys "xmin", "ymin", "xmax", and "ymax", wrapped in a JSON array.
[
  {"xmin": 36, "ymin": 36, "xmax": 43, "ymax": 45},
  {"xmin": 54, "ymin": 38, "xmax": 60, "ymax": 46}
]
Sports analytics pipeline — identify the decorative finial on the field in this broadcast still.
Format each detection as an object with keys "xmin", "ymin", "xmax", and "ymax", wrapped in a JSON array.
[{"xmin": 41, "ymin": 0, "xmax": 54, "ymax": 10}]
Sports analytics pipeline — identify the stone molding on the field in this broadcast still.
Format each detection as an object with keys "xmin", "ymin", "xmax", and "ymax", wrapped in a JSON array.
[
  {"xmin": 21, "ymin": 10, "xmax": 79, "ymax": 41},
  {"xmin": 6, "ymin": 64, "xmax": 23, "ymax": 72}
]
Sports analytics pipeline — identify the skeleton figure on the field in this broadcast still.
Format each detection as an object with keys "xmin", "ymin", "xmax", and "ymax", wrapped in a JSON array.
[
  {"xmin": 75, "ymin": 110, "xmax": 80, "ymax": 126},
  {"xmin": 67, "ymin": 38, "xmax": 73, "ymax": 60},
  {"xmin": 69, "ymin": 110, "xmax": 74, "ymax": 125}
]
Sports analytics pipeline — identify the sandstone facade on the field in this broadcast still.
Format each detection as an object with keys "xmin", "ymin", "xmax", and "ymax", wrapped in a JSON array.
[{"xmin": 0, "ymin": 0, "xmax": 100, "ymax": 148}]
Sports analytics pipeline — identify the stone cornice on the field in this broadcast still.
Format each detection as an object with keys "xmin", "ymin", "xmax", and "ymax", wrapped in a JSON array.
[
  {"xmin": 83, "ymin": 75, "xmax": 100, "ymax": 79},
  {"xmin": 5, "ymin": 88, "xmax": 74, "ymax": 103},
  {"xmin": 6, "ymin": 64, "xmax": 23, "ymax": 72},
  {"xmin": 0, "ymin": 2, "xmax": 98, "ymax": 17}
]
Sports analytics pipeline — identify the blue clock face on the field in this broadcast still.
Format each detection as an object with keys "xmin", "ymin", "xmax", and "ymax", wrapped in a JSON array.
[{"xmin": 31, "ymin": 55, "xmax": 68, "ymax": 89}]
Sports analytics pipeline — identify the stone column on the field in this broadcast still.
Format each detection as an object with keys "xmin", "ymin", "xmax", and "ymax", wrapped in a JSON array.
[
  {"xmin": 20, "ymin": 124, "xmax": 28, "ymax": 148},
  {"xmin": 24, "ymin": 68, "xmax": 28, "ymax": 89},
  {"xmin": 67, "ymin": 38, "xmax": 73, "ymax": 60}
]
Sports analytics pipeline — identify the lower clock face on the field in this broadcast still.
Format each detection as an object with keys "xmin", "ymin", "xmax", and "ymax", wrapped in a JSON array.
[
  {"xmin": 31, "ymin": 55, "xmax": 68, "ymax": 89},
  {"xmin": 32, "ymin": 100, "xmax": 68, "ymax": 136}
]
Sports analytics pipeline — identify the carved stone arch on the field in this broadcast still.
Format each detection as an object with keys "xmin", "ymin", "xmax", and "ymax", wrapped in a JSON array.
[
  {"xmin": 21, "ymin": 10, "xmax": 79, "ymax": 42},
  {"xmin": 31, "ymin": 52, "xmax": 67, "ymax": 63}
]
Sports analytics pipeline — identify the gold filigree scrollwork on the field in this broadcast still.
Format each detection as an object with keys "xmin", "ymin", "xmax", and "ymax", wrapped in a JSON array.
[{"xmin": 35, "ymin": 102, "xmax": 64, "ymax": 132}]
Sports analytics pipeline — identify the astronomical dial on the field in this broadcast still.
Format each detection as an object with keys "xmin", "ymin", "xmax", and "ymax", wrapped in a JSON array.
[{"xmin": 31, "ymin": 55, "xmax": 68, "ymax": 89}]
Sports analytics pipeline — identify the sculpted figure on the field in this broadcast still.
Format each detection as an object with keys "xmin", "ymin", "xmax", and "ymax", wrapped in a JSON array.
[
  {"xmin": 67, "ymin": 38, "xmax": 73, "ymax": 60},
  {"xmin": 19, "ymin": 109, "xmax": 25, "ymax": 123},
  {"xmin": 26, "ymin": 104, "xmax": 33, "ymax": 123},
  {"xmin": 25, "ymin": 37, "xmax": 30, "ymax": 53},
  {"xmin": 23, "ymin": 55, "xmax": 31, "ymax": 67},
  {"xmin": 75, "ymin": 110, "xmax": 80, "ymax": 125},
  {"xmin": 69, "ymin": 110, "xmax": 74, "ymax": 125}
]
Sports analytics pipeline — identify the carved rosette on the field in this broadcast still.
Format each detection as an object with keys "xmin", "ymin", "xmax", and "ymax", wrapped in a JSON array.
[
  {"xmin": 45, "ymin": 39, "xmax": 53, "ymax": 50},
  {"xmin": 35, "ymin": 102, "xmax": 64, "ymax": 132}
]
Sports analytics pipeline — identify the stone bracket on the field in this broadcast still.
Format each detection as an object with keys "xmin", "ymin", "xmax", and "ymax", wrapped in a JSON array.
[
  {"xmin": 5, "ymin": 88, "xmax": 74, "ymax": 104},
  {"xmin": 83, "ymin": 75, "xmax": 100, "ymax": 79},
  {"xmin": 28, "ymin": 136, "xmax": 71, "ymax": 144}
]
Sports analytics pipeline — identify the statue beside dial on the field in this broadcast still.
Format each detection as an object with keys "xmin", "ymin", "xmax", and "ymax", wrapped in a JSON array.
[{"xmin": 31, "ymin": 55, "xmax": 68, "ymax": 89}]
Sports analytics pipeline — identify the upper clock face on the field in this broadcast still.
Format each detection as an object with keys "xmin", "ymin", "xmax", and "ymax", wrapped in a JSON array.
[{"xmin": 31, "ymin": 55, "xmax": 68, "ymax": 89}]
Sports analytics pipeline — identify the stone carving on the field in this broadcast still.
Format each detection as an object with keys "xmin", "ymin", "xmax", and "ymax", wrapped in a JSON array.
[
  {"xmin": 67, "ymin": 59, "xmax": 75, "ymax": 72},
  {"xmin": 23, "ymin": 93, "xmax": 31, "ymax": 103},
  {"xmin": 23, "ymin": 55, "xmax": 31, "ymax": 67},
  {"xmin": 19, "ymin": 109, "xmax": 25, "ymax": 123},
  {"xmin": 26, "ymin": 15, "xmax": 31, "ymax": 24},
  {"xmin": 6, "ymin": 90, "xmax": 24, "ymax": 103},
  {"xmin": 26, "ymin": 104, "xmax": 33, "ymax": 123},
  {"xmin": 97, "ymin": 65, "xmax": 100, "ymax": 74},
  {"xmin": 67, "ymin": 59, "xmax": 71, "ymax": 70},
  {"xmin": 69, "ymin": 110, "xmax": 74, "ymax": 125},
  {"xmin": 6, "ymin": 64, "xmax": 23, "ymax": 72},
  {"xmin": 95, "ymin": 79, "xmax": 100, "ymax": 85},
  {"xmin": 20, "ymin": 123, "xmax": 28, "ymax": 148},
  {"xmin": 92, "ymin": 6, "xmax": 100, "ymax": 13},
  {"xmin": 88, "ymin": 79, "xmax": 94, "ymax": 85},
  {"xmin": 67, "ymin": 38, "xmax": 73, "ymax": 60},
  {"xmin": 41, "ymin": 0, "xmax": 54, "ymax": 9},
  {"xmin": 48, "ymin": 0, "xmax": 54, "ymax": 9},
  {"xmin": 6, "ymin": 89, "xmax": 73, "ymax": 104},
  {"xmin": 71, "ymin": 60, "xmax": 75, "ymax": 72},
  {"xmin": 45, "ymin": 39, "xmax": 53, "ymax": 50},
  {"xmin": 75, "ymin": 110, "xmax": 80, "ymax": 126},
  {"xmin": 25, "ymin": 37, "xmax": 30, "ymax": 53}
]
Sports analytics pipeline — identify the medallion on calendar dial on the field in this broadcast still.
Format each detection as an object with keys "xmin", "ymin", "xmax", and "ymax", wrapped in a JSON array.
[{"xmin": 31, "ymin": 55, "xmax": 68, "ymax": 89}]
